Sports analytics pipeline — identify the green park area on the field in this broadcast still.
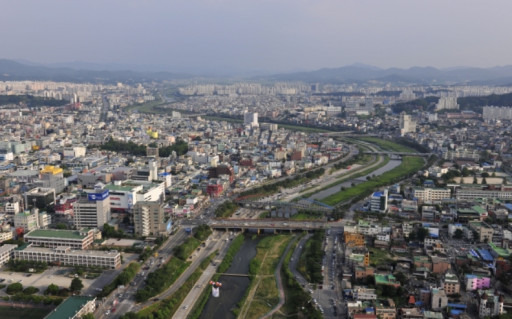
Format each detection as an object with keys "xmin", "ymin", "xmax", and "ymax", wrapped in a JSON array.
[
  {"xmin": 320, "ymin": 156, "xmax": 424, "ymax": 206},
  {"xmin": 236, "ymin": 235, "xmax": 293, "ymax": 319},
  {"xmin": 357, "ymin": 137, "xmax": 417, "ymax": 153}
]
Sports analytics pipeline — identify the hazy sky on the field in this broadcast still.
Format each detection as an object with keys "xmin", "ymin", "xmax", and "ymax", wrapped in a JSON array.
[{"xmin": 1, "ymin": 0, "xmax": 511, "ymax": 74}]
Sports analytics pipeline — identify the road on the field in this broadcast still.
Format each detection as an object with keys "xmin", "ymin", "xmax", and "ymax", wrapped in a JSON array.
[
  {"xmin": 172, "ymin": 232, "xmax": 232, "ymax": 319},
  {"xmin": 98, "ymin": 229, "xmax": 188, "ymax": 319}
]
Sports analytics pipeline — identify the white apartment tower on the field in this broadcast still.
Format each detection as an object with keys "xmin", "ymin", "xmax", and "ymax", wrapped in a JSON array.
[
  {"xmin": 244, "ymin": 111, "xmax": 259, "ymax": 128},
  {"xmin": 399, "ymin": 112, "xmax": 416, "ymax": 136}
]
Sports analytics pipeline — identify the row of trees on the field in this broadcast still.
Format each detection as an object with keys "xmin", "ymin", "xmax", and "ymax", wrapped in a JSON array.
[
  {"xmin": 5, "ymin": 278, "xmax": 82, "ymax": 296},
  {"xmin": 240, "ymin": 168, "xmax": 325, "ymax": 198},
  {"xmin": 0, "ymin": 95, "xmax": 68, "ymax": 107},
  {"xmin": 98, "ymin": 137, "xmax": 189, "ymax": 157}
]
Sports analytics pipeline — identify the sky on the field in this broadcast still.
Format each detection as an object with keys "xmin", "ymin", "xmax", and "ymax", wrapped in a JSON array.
[{"xmin": 1, "ymin": 0, "xmax": 512, "ymax": 75}]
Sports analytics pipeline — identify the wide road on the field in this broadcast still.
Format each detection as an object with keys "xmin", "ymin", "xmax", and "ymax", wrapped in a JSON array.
[
  {"xmin": 128, "ymin": 232, "xmax": 230, "ymax": 316},
  {"xmin": 105, "ymin": 229, "xmax": 189, "ymax": 319},
  {"xmin": 172, "ymin": 232, "xmax": 232, "ymax": 319}
]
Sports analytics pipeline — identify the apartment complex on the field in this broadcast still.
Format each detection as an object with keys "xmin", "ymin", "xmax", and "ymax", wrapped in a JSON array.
[
  {"xmin": 0, "ymin": 244, "xmax": 17, "ymax": 266},
  {"xmin": 133, "ymin": 201, "xmax": 171, "ymax": 237}
]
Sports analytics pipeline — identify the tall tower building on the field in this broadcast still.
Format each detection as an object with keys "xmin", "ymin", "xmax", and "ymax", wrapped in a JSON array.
[
  {"xmin": 399, "ymin": 112, "xmax": 416, "ymax": 136},
  {"xmin": 243, "ymin": 112, "xmax": 258, "ymax": 128}
]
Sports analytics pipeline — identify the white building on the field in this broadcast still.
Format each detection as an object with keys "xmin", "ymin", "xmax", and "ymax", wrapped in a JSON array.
[
  {"xmin": 0, "ymin": 244, "xmax": 17, "ymax": 265},
  {"xmin": 73, "ymin": 184, "xmax": 110, "ymax": 229},
  {"xmin": 399, "ymin": 112, "xmax": 416, "ymax": 136},
  {"xmin": 244, "ymin": 112, "xmax": 259, "ymax": 128},
  {"xmin": 436, "ymin": 97, "xmax": 459, "ymax": 111},
  {"xmin": 413, "ymin": 188, "xmax": 451, "ymax": 203},
  {"xmin": 13, "ymin": 245, "xmax": 121, "ymax": 269},
  {"xmin": 24, "ymin": 229, "xmax": 94, "ymax": 250}
]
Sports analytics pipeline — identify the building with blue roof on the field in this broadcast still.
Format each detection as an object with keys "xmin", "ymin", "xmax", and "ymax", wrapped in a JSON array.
[{"xmin": 370, "ymin": 190, "xmax": 388, "ymax": 213}]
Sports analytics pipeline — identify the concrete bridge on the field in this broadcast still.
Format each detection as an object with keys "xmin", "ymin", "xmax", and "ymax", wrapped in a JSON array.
[
  {"xmin": 363, "ymin": 151, "xmax": 433, "ymax": 157},
  {"xmin": 209, "ymin": 219, "xmax": 326, "ymax": 233},
  {"xmin": 236, "ymin": 199, "xmax": 333, "ymax": 213}
]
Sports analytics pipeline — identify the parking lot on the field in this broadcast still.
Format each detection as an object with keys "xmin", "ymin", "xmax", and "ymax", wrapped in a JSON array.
[{"xmin": 0, "ymin": 267, "xmax": 96, "ymax": 294}]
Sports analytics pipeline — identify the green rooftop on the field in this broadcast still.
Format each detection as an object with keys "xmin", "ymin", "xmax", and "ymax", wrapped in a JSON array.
[
  {"xmin": 44, "ymin": 296, "xmax": 95, "ymax": 319},
  {"xmin": 374, "ymin": 274, "xmax": 400, "ymax": 286},
  {"xmin": 106, "ymin": 184, "xmax": 137, "ymax": 192},
  {"xmin": 26, "ymin": 229, "xmax": 90, "ymax": 240},
  {"xmin": 489, "ymin": 242, "xmax": 511, "ymax": 258}
]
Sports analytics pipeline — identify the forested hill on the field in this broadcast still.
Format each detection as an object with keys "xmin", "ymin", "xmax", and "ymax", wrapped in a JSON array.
[
  {"xmin": 458, "ymin": 92, "xmax": 512, "ymax": 113},
  {"xmin": 0, "ymin": 95, "xmax": 68, "ymax": 107}
]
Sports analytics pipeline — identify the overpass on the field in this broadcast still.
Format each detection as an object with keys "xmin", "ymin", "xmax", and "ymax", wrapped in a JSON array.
[
  {"xmin": 363, "ymin": 151, "xmax": 433, "ymax": 157},
  {"xmin": 209, "ymin": 219, "xmax": 326, "ymax": 233},
  {"xmin": 236, "ymin": 199, "xmax": 333, "ymax": 213}
]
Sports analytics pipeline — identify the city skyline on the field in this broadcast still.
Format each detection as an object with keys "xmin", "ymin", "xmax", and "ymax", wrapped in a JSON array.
[{"xmin": 2, "ymin": 1, "xmax": 512, "ymax": 75}]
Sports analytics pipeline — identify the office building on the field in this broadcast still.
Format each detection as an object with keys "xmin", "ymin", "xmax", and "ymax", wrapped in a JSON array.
[
  {"xmin": 14, "ymin": 244, "xmax": 121, "ymax": 269},
  {"xmin": 73, "ymin": 184, "xmax": 110, "ymax": 229},
  {"xmin": 39, "ymin": 165, "xmax": 66, "ymax": 193},
  {"xmin": 370, "ymin": 190, "xmax": 388, "ymax": 213},
  {"xmin": 24, "ymin": 229, "xmax": 94, "ymax": 250},
  {"xmin": 24, "ymin": 187, "xmax": 56, "ymax": 210},
  {"xmin": 14, "ymin": 208, "xmax": 51, "ymax": 233}
]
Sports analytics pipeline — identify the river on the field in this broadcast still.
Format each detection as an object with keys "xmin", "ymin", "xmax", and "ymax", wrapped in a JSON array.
[
  {"xmin": 308, "ymin": 159, "xmax": 402, "ymax": 200},
  {"xmin": 199, "ymin": 236, "xmax": 260, "ymax": 319}
]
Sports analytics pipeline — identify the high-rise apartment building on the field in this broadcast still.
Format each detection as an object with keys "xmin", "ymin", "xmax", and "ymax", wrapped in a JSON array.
[
  {"xmin": 133, "ymin": 201, "xmax": 170, "ymax": 237},
  {"xmin": 399, "ymin": 112, "xmax": 416, "ymax": 136}
]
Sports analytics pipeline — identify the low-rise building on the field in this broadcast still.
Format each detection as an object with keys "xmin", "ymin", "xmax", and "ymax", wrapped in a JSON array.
[
  {"xmin": 14, "ymin": 245, "xmax": 121, "ymax": 269},
  {"xmin": 24, "ymin": 229, "xmax": 94, "ymax": 250},
  {"xmin": 0, "ymin": 244, "xmax": 17, "ymax": 265},
  {"xmin": 465, "ymin": 274, "xmax": 491, "ymax": 291},
  {"xmin": 44, "ymin": 296, "xmax": 96, "ymax": 319}
]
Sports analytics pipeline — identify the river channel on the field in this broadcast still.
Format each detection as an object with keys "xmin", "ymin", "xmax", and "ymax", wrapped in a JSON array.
[
  {"xmin": 308, "ymin": 159, "xmax": 402, "ymax": 200},
  {"xmin": 199, "ymin": 236, "xmax": 261, "ymax": 319}
]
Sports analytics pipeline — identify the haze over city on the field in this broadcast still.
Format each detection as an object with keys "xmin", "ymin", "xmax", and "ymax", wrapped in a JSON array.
[
  {"xmin": 2, "ymin": 0, "xmax": 512, "ymax": 75},
  {"xmin": 2, "ymin": 1, "xmax": 512, "ymax": 319}
]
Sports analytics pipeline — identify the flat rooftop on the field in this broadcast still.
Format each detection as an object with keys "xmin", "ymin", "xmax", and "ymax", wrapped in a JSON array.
[
  {"xmin": 18, "ymin": 245, "xmax": 119, "ymax": 257},
  {"xmin": 44, "ymin": 296, "xmax": 95, "ymax": 319},
  {"xmin": 25, "ymin": 229, "xmax": 90, "ymax": 240}
]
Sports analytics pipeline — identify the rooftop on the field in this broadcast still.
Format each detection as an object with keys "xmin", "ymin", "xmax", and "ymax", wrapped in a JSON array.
[
  {"xmin": 25, "ymin": 229, "xmax": 91, "ymax": 240},
  {"xmin": 44, "ymin": 296, "xmax": 95, "ymax": 319}
]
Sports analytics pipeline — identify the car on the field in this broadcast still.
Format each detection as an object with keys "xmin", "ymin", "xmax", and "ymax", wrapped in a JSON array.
[
  {"xmin": 183, "ymin": 305, "xmax": 189, "ymax": 309},
  {"xmin": 111, "ymin": 308, "xmax": 116, "ymax": 313}
]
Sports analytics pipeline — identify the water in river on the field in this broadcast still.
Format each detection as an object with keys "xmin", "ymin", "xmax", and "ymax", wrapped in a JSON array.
[
  {"xmin": 309, "ymin": 159, "xmax": 402, "ymax": 200},
  {"xmin": 199, "ymin": 236, "xmax": 260, "ymax": 319}
]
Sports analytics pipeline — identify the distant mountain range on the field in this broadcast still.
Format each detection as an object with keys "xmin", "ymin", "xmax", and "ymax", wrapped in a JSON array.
[
  {"xmin": 3, "ymin": 58, "xmax": 512, "ymax": 85},
  {"xmin": 262, "ymin": 64, "xmax": 512, "ymax": 85},
  {"xmin": 0, "ymin": 59, "xmax": 190, "ymax": 83}
]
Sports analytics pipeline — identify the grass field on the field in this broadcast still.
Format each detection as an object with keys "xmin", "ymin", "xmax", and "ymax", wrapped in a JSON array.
[
  {"xmin": 320, "ymin": 156, "xmax": 424, "ymax": 206},
  {"xmin": 237, "ymin": 235, "xmax": 293, "ymax": 319},
  {"xmin": 0, "ymin": 306, "xmax": 51, "ymax": 319},
  {"xmin": 356, "ymin": 137, "xmax": 417, "ymax": 153}
]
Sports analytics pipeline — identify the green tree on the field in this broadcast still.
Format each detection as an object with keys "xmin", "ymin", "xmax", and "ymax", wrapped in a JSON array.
[
  {"xmin": 45, "ymin": 283, "xmax": 59, "ymax": 295},
  {"xmin": 453, "ymin": 229, "xmax": 464, "ymax": 239},
  {"xmin": 81, "ymin": 314, "xmax": 95, "ymax": 319},
  {"xmin": 70, "ymin": 278, "xmax": 83, "ymax": 293},
  {"xmin": 56, "ymin": 223, "xmax": 68, "ymax": 229},
  {"xmin": 6, "ymin": 283, "xmax": 23, "ymax": 295}
]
